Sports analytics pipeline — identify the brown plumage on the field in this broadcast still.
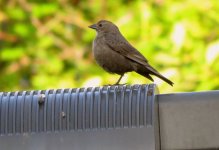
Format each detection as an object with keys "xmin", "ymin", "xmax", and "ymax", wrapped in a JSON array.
[{"xmin": 89, "ymin": 20, "xmax": 173, "ymax": 86}]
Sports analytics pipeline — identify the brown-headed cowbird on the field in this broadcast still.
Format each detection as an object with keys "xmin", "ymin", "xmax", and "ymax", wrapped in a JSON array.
[{"xmin": 89, "ymin": 20, "xmax": 173, "ymax": 86}]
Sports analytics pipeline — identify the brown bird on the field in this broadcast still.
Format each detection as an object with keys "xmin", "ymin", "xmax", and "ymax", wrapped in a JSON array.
[{"xmin": 89, "ymin": 20, "xmax": 173, "ymax": 86}]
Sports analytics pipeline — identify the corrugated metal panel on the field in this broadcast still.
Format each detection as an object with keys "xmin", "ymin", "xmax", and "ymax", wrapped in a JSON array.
[{"xmin": 0, "ymin": 84, "xmax": 157, "ymax": 136}]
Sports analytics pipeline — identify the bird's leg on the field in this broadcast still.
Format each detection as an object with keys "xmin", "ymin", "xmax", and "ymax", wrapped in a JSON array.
[{"xmin": 114, "ymin": 74, "xmax": 124, "ymax": 85}]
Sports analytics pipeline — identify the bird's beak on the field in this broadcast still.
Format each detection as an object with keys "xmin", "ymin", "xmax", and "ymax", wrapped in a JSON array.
[{"xmin": 88, "ymin": 24, "xmax": 97, "ymax": 30}]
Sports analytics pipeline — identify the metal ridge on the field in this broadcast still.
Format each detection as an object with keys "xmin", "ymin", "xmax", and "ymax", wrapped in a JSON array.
[{"xmin": 0, "ymin": 84, "xmax": 157, "ymax": 135}]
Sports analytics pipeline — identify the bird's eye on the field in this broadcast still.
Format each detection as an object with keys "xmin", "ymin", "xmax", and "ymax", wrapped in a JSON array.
[{"xmin": 99, "ymin": 24, "xmax": 102, "ymax": 27}]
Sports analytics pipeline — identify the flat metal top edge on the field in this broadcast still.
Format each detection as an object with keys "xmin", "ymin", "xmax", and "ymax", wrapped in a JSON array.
[
  {"xmin": 157, "ymin": 89, "xmax": 219, "ymax": 96},
  {"xmin": 0, "ymin": 84, "xmax": 156, "ymax": 96}
]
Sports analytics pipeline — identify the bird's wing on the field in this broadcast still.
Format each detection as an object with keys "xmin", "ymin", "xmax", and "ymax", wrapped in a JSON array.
[
  {"xmin": 104, "ymin": 33, "xmax": 173, "ymax": 86},
  {"xmin": 104, "ymin": 33, "xmax": 148, "ymax": 66}
]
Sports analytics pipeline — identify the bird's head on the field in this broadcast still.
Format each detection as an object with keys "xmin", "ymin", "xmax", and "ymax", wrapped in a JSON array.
[{"xmin": 89, "ymin": 20, "xmax": 119, "ymax": 34}]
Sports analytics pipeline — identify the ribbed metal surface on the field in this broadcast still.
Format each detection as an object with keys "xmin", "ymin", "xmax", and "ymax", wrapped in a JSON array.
[{"xmin": 0, "ymin": 84, "xmax": 156, "ymax": 136}]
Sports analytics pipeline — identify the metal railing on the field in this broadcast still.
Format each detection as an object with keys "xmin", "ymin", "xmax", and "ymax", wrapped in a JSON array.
[{"xmin": 0, "ymin": 84, "xmax": 219, "ymax": 150}]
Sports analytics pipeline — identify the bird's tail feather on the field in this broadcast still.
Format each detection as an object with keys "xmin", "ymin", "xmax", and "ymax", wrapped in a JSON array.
[{"xmin": 136, "ymin": 64, "xmax": 174, "ymax": 86}]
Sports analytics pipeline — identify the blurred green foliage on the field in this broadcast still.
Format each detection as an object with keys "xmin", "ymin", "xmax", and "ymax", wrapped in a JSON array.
[{"xmin": 0, "ymin": 0, "xmax": 219, "ymax": 93}]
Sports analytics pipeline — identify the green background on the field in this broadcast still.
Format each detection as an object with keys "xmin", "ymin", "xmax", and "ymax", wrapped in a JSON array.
[{"xmin": 0, "ymin": 0, "xmax": 219, "ymax": 93}]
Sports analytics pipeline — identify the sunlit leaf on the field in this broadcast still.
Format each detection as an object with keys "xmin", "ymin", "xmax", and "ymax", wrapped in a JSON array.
[
  {"xmin": 1, "ymin": 47, "xmax": 24, "ymax": 60},
  {"xmin": 32, "ymin": 3, "xmax": 59, "ymax": 18},
  {"xmin": 6, "ymin": 7, "xmax": 26, "ymax": 20},
  {"xmin": 206, "ymin": 41, "xmax": 219, "ymax": 65},
  {"xmin": 13, "ymin": 23, "xmax": 35, "ymax": 38}
]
